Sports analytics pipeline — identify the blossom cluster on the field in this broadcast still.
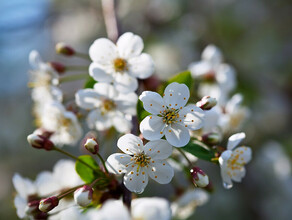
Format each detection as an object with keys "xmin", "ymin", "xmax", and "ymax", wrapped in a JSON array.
[{"xmin": 13, "ymin": 31, "xmax": 253, "ymax": 220}]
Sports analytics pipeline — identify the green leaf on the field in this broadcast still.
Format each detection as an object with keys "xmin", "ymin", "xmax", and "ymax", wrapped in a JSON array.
[
  {"xmin": 75, "ymin": 155, "xmax": 103, "ymax": 183},
  {"xmin": 84, "ymin": 77, "xmax": 97, "ymax": 88},
  {"xmin": 182, "ymin": 139, "xmax": 215, "ymax": 162},
  {"xmin": 137, "ymin": 99, "xmax": 151, "ymax": 122},
  {"xmin": 158, "ymin": 70, "xmax": 193, "ymax": 95}
]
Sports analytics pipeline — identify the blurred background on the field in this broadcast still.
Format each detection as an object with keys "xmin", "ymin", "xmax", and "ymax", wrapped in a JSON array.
[{"xmin": 0, "ymin": 0, "xmax": 291, "ymax": 219}]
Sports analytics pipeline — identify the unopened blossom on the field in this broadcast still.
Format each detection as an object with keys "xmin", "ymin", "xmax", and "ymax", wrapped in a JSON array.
[
  {"xmin": 139, "ymin": 82, "xmax": 205, "ymax": 147},
  {"xmin": 27, "ymin": 133, "xmax": 54, "ymax": 151},
  {"xmin": 40, "ymin": 101, "xmax": 82, "ymax": 146},
  {"xmin": 74, "ymin": 185, "xmax": 93, "ymax": 207},
  {"xmin": 171, "ymin": 189, "xmax": 209, "ymax": 220},
  {"xmin": 75, "ymin": 83, "xmax": 137, "ymax": 133},
  {"xmin": 39, "ymin": 196, "xmax": 59, "ymax": 212},
  {"xmin": 190, "ymin": 167, "xmax": 209, "ymax": 188},
  {"xmin": 189, "ymin": 45, "xmax": 236, "ymax": 105},
  {"xmin": 84, "ymin": 138, "xmax": 99, "ymax": 154},
  {"xmin": 89, "ymin": 32, "xmax": 155, "ymax": 93},
  {"xmin": 219, "ymin": 132, "xmax": 252, "ymax": 189},
  {"xmin": 106, "ymin": 134, "xmax": 174, "ymax": 193}
]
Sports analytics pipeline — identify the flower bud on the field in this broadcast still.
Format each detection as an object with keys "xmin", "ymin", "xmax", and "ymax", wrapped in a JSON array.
[
  {"xmin": 196, "ymin": 96, "xmax": 217, "ymax": 110},
  {"xmin": 190, "ymin": 167, "xmax": 209, "ymax": 188},
  {"xmin": 27, "ymin": 134, "xmax": 54, "ymax": 151},
  {"xmin": 48, "ymin": 62, "xmax": 66, "ymax": 74},
  {"xmin": 201, "ymin": 132, "xmax": 221, "ymax": 145},
  {"xmin": 74, "ymin": 185, "xmax": 93, "ymax": 207},
  {"xmin": 55, "ymin": 42, "xmax": 75, "ymax": 56},
  {"xmin": 84, "ymin": 138, "xmax": 99, "ymax": 154},
  {"xmin": 25, "ymin": 200, "xmax": 40, "ymax": 215},
  {"xmin": 39, "ymin": 196, "xmax": 59, "ymax": 212}
]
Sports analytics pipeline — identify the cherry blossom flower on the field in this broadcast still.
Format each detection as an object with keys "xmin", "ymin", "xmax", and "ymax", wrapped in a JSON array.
[
  {"xmin": 171, "ymin": 189, "xmax": 209, "ymax": 220},
  {"xmin": 219, "ymin": 132, "xmax": 252, "ymax": 189},
  {"xmin": 40, "ymin": 101, "xmax": 82, "ymax": 146},
  {"xmin": 189, "ymin": 45, "xmax": 236, "ymax": 105},
  {"xmin": 106, "ymin": 134, "xmax": 174, "ymax": 193},
  {"xmin": 89, "ymin": 32, "xmax": 155, "ymax": 93},
  {"xmin": 139, "ymin": 82, "xmax": 205, "ymax": 147},
  {"xmin": 75, "ymin": 83, "xmax": 137, "ymax": 133}
]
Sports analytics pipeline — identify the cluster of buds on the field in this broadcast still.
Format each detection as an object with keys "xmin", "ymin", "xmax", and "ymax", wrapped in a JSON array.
[
  {"xmin": 27, "ymin": 134, "xmax": 54, "ymax": 151},
  {"xmin": 196, "ymin": 96, "xmax": 217, "ymax": 110},
  {"xmin": 190, "ymin": 167, "xmax": 209, "ymax": 188},
  {"xmin": 74, "ymin": 185, "xmax": 93, "ymax": 207}
]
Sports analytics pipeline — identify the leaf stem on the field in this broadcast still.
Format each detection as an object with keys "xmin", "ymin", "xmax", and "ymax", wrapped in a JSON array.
[
  {"xmin": 74, "ymin": 52, "xmax": 91, "ymax": 60},
  {"xmin": 57, "ymin": 184, "xmax": 84, "ymax": 199},
  {"xmin": 53, "ymin": 147, "xmax": 97, "ymax": 171},
  {"xmin": 96, "ymin": 153, "xmax": 109, "ymax": 174},
  {"xmin": 177, "ymin": 148, "xmax": 193, "ymax": 168},
  {"xmin": 59, "ymin": 73, "xmax": 89, "ymax": 83}
]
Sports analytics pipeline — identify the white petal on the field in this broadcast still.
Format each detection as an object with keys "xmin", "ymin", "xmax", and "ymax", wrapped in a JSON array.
[
  {"xmin": 139, "ymin": 91, "xmax": 164, "ymax": 115},
  {"xmin": 165, "ymin": 123, "xmax": 190, "ymax": 147},
  {"xmin": 14, "ymin": 196, "xmax": 26, "ymax": 218},
  {"xmin": 179, "ymin": 104, "xmax": 205, "ymax": 130},
  {"xmin": 116, "ymin": 32, "xmax": 144, "ymax": 59},
  {"xmin": 123, "ymin": 167, "xmax": 148, "ymax": 194},
  {"xmin": 89, "ymin": 62, "xmax": 113, "ymax": 83},
  {"xmin": 219, "ymin": 150, "xmax": 232, "ymax": 165},
  {"xmin": 163, "ymin": 82, "xmax": 190, "ymax": 109},
  {"xmin": 115, "ymin": 92, "xmax": 138, "ymax": 115},
  {"xmin": 12, "ymin": 173, "xmax": 36, "ymax": 198},
  {"xmin": 89, "ymin": 38, "xmax": 118, "ymax": 64},
  {"xmin": 106, "ymin": 153, "xmax": 132, "ymax": 174},
  {"xmin": 35, "ymin": 171, "xmax": 59, "ymax": 196},
  {"xmin": 227, "ymin": 132, "xmax": 246, "ymax": 150},
  {"xmin": 86, "ymin": 109, "xmax": 112, "ymax": 131},
  {"xmin": 75, "ymin": 89, "xmax": 101, "ymax": 110},
  {"xmin": 225, "ymin": 93, "xmax": 243, "ymax": 113},
  {"xmin": 216, "ymin": 64, "xmax": 236, "ymax": 92},
  {"xmin": 140, "ymin": 115, "xmax": 165, "ymax": 140},
  {"xmin": 131, "ymin": 198, "xmax": 171, "ymax": 220},
  {"xmin": 189, "ymin": 61, "xmax": 213, "ymax": 78},
  {"xmin": 113, "ymin": 73, "xmax": 138, "ymax": 93},
  {"xmin": 230, "ymin": 167, "xmax": 246, "ymax": 182},
  {"xmin": 112, "ymin": 112, "xmax": 132, "ymax": 133},
  {"xmin": 144, "ymin": 140, "xmax": 173, "ymax": 160},
  {"xmin": 148, "ymin": 160, "xmax": 174, "ymax": 184},
  {"xmin": 29, "ymin": 50, "xmax": 43, "ymax": 69},
  {"xmin": 219, "ymin": 165, "xmax": 233, "ymax": 189},
  {"xmin": 201, "ymin": 44, "xmax": 223, "ymax": 65},
  {"xmin": 232, "ymin": 146, "xmax": 252, "ymax": 164},
  {"xmin": 93, "ymin": 82, "xmax": 118, "ymax": 99},
  {"xmin": 117, "ymin": 134, "xmax": 144, "ymax": 154},
  {"xmin": 128, "ymin": 53, "xmax": 154, "ymax": 79}
]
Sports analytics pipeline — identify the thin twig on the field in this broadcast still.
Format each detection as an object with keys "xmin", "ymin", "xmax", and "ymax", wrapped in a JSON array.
[{"xmin": 101, "ymin": 0, "xmax": 119, "ymax": 42}]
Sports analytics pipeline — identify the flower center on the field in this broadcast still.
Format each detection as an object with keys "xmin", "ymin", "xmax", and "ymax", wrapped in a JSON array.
[
  {"xmin": 134, "ymin": 152, "xmax": 151, "ymax": 168},
  {"xmin": 160, "ymin": 107, "xmax": 180, "ymax": 124},
  {"xmin": 227, "ymin": 153, "xmax": 245, "ymax": 171},
  {"xmin": 113, "ymin": 58, "xmax": 128, "ymax": 72},
  {"xmin": 101, "ymin": 99, "xmax": 116, "ymax": 113}
]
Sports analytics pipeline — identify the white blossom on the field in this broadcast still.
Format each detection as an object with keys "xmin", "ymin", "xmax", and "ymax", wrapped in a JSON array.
[
  {"xmin": 40, "ymin": 101, "xmax": 82, "ymax": 146},
  {"xmin": 189, "ymin": 45, "xmax": 236, "ymax": 105},
  {"xmin": 106, "ymin": 134, "xmax": 174, "ymax": 193},
  {"xmin": 139, "ymin": 82, "xmax": 205, "ymax": 147},
  {"xmin": 89, "ymin": 32, "xmax": 155, "ymax": 93},
  {"xmin": 219, "ymin": 132, "xmax": 252, "ymax": 189},
  {"xmin": 75, "ymin": 83, "xmax": 137, "ymax": 133},
  {"xmin": 171, "ymin": 188, "xmax": 209, "ymax": 220}
]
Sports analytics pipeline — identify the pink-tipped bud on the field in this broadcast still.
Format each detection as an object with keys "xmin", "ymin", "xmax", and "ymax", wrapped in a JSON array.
[
  {"xmin": 27, "ymin": 134, "xmax": 54, "ymax": 151},
  {"xmin": 201, "ymin": 132, "xmax": 221, "ymax": 145},
  {"xmin": 74, "ymin": 185, "xmax": 93, "ymax": 207},
  {"xmin": 55, "ymin": 42, "xmax": 75, "ymax": 56},
  {"xmin": 25, "ymin": 200, "xmax": 40, "ymax": 215},
  {"xmin": 39, "ymin": 196, "xmax": 59, "ymax": 212},
  {"xmin": 196, "ymin": 96, "xmax": 217, "ymax": 110},
  {"xmin": 84, "ymin": 138, "xmax": 99, "ymax": 154},
  {"xmin": 190, "ymin": 167, "xmax": 209, "ymax": 188},
  {"xmin": 48, "ymin": 62, "xmax": 66, "ymax": 74}
]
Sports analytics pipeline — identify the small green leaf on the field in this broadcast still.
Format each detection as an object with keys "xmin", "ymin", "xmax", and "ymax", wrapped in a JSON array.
[
  {"xmin": 84, "ymin": 77, "xmax": 97, "ymax": 88},
  {"xmin": 158, "ymin": 70, "xmax": 193, "ymax": 95},
  {"xmin": 137, "ymin": 99, "xmax": 151, "ymax": 122},
  {"xmin": 182, "ymin": 139, "xmax": 215, "ymax": 162},
  {"xmin": 75, "ymin": 155, "xmax": 103, "ymax": 183}
]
